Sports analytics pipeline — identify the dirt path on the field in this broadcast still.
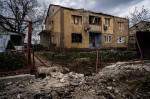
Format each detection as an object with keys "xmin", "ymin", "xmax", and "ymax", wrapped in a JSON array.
[{"xmin": 33, "ymin": 52, "xmax": 52, "ymax": 67}]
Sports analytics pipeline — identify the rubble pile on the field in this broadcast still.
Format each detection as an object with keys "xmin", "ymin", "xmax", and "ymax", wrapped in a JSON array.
[
  {"xmin": 0, "ymin": 61, "xmax": 150, "ymax": 99},
  {"xmin": 72, "ymin": 61, "xmax": 150, "ymax": 99}
]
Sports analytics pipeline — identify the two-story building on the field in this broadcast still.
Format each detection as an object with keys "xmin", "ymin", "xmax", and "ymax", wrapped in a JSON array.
[{"xmin": 40, "ymin": 4, "xmax": 129, "ymax": 49}]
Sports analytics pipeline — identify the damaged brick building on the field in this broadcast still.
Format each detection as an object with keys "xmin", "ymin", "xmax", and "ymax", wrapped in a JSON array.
[{"xmin": 40, "ymin": 4, "xmax": 129, "ymax": 49}]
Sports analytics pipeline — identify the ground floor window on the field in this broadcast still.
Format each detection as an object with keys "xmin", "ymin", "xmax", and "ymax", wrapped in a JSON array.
[
  {"xmin": 10, "ymin": 35, "xmax": 22, "ymax": 46},
  {"xmin": 118, "ymin": 36, "xmax": 124, "ymax": 43},
  {"xmin": 72, "ymin": 33, "xmax": 82, "ymax": 43},
  {"xmin": 104, "ymin": 35, "xmax": 112, "ymax": 43}
]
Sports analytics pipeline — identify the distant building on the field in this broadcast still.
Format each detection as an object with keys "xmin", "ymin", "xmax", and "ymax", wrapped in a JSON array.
[
  {"xmin": 129, "ymin": 21, "xmax": 150, "ymax": 48},
  {"xmin": 41, "ymin": 4, "xmax": 129, "ymax": 49},
  {"xmin": 39, "ymin": 30, "xmax": 51, "ymax": 47},
  {"xmin": 0, "ymin": 28, "xmax": 25, "ymax": 52}
]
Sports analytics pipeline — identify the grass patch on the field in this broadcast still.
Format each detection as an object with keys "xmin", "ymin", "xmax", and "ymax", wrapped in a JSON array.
[{"xmin": 41, "ymin": 51, "xmax": 137, "ymax": 73}]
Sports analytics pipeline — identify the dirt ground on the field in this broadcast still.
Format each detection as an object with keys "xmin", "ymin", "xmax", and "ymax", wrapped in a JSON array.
[{"xmin": 0, "ymin": 53, "xmax": 150, "ymax": 99}]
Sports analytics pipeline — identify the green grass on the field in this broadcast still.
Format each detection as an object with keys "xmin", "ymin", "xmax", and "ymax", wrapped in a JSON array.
[{"xmin": 41, "ymin": 51, "xmax": 137, "ymax": 64}]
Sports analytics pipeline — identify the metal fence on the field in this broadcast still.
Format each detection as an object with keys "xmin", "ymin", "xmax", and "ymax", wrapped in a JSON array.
[
  {"xmin": 40, "ymin": 34, "xmax": 140, "ymax": 74},
  {"xmin": 0, "ymin": 51, "xmax": 30, "ymax": 75}
]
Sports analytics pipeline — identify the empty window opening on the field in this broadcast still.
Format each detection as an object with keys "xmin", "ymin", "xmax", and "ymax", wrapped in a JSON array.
[
  {"xmin": 89, "ymin": 16, "xmax": 101, "ymax": 25},
  {"xmin": 49, "ymin": 21, "xmax": 54, "ymax": 30},
  {"xmin": 104, "ymin": 35, "xmax": 112, "ymax": 43},
  {"xmin": 118, "ymin": 22, "xmax": 124, "ymax": 31},
  {"xmin": 118, "ymin": 36, "xmax": 124, "ymax": 43},
  {"xmin": 51, "ymin": 21, "xmax": 54, "ymax": 29},
  {"xmin": 10, "ymin": 35, "xmax": 22, "ymax": 46},
  {"xmin": 72, "ymin": 33, "xmax": 82, "ymax": 43},
  {"xmin": 105, "ymin": 18, "xmax": 111, "ymax": 26},
  {"xmin": 71, "ymin": 15, "xmax": 82, "ymax": 25}
]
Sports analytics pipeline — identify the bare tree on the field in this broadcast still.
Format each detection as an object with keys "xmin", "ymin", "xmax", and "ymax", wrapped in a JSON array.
[
  {"xmin": 0, "ymin": 0, "xmax": 47, "ymax": 33},
  {"xmin": 129, "ymin": 6, "xmax": 150, "ymax": 28}
]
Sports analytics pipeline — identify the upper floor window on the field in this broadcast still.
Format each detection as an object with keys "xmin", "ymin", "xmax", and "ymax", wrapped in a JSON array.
[
  {"xmin": 49, "ymin": 21, "xmax": 54, "ymax": 30},
  {"xmin": 71, "ymin": 15, "xmax": 82, "ymax": 25},
  {"xmin": 118, "ymin": 22, "xmax": 124, "ymax": 31},
  {"xmin": 89, "ymin": 16, "xmax": 101, "ymax": 25},
  {"xmin": 105, "ymin": 18, "xmax": 111, "ymax": 26}
]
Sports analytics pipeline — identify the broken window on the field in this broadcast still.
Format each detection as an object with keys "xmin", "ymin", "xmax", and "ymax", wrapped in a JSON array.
[
  {"xmin": 10, "ymin": 35, "xmax": 22, "ymax": 46},
  {"xmin": 118, "ymin": 36, "xmax": 124, "ymax": 43},
  {"xmin": 72, "ymin": 33, "xmax": 82, "ymax": 43},
  {"xmin": 51, "ymin": 21, "xmax": 54, "ymax": 29},
  {"xmin": 105, "ymin": 18, "xmax": 111, "ymax": 26},
  {"xmin": 49, "ymin": 21, "xmax": 54, "ymax": 29},
  {"xmin": 71, "ymin": 15, "xmax": 82, "ymax": 25},
  {"xmin": 89, "ymin": 16, "xmax": 101, "ymax": 25},
  {"xmin": 118, "ymin": 22, "xmax": 124, "ymax": 31},
  {"xmin": 104, "ymin": 35, "xmax": 112, "ymax": 43}
]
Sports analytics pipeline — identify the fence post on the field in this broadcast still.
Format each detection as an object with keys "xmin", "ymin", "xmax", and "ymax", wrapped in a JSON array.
[
  {"xmin": 27, "ymin": 22, "xmax": 34, "ymax": 74},
  {"xmin": 96, "ymin": 50, "xmax": 99, "ymax": 73}
]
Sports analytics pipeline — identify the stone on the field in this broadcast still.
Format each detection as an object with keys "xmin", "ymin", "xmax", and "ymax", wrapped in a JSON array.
[
  {"xmin": 51, "ymin": 91, "xmax": 58, "ymax": 96},
  {"xmin": 17, "ymin": 94, "xmax": 22, "ymax": 99},
  {"xmin": 61, "ymin": 68, "xmax": 70, "ymax": 74},
  {"xmin": 53, "ymin": 83, "xmax": 65, "ymax": 87},
  {"xmin": 7, "ymin": 82, "xmax": 12, "ymax": 85},
  {"xmin": 70, "ymin": 82, "xmax": 79, "ymax": 87},
  {"xmin": 60, "ymin": 78, "xmax": 65, "ymax": 83},
  {"xmin": 76, "ymin": 74, "xmax": 84, "ymax": 78},
  {"xmin": 29, "ymin": 80, "xmax": 34, "ymax": 84},
  {"xmin": 107, "ymin": 86, "xmax": 113, "ymax": 90},
  {"xmin": 115, "ymin": 89, "xmax": 119, "ymax": 93},
  {"xmin": 113, "ymin": 79, "xmax": 116, "ymax": 82},
  {"xmin": 19, "ymin": 84, "xmax": 24, "ymax": 88},
  {"xmin": 57, "ymin": 72, "xmax": 63, "ymax": 79}
]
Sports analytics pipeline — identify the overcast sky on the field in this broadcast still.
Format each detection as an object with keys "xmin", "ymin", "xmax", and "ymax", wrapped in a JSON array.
[{"xmin": 38, "ymin": 0, "xmax": 150, "ymax": 18}]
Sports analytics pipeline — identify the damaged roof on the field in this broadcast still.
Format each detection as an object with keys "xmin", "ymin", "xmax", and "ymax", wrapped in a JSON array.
[
  {"xmin": 38, "ymin": 30, "xmax": 51, "ymax": 35},
  {"xmin": 45, "ymin": 4, "xmax": 128, "ymax": 23},
  {"xmin": 50, "ymin": 4, "xmax": 115, "ymax": 17}
]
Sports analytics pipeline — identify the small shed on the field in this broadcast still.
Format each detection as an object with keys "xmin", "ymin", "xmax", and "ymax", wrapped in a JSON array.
[{"xmin": 39, "ymin": 30, "xmax": 51, "ymax": 49}]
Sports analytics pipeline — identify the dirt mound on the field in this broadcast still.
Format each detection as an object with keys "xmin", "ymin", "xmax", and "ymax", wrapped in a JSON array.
[{"xmin": 1, "ymin": 61, "xmax": 150, "ymax": 98}]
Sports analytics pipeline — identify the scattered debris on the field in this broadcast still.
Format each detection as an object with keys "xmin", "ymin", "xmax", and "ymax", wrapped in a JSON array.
[{"xmin": 0, "ymin": 61, "xmax": 150, "ymax": 98}]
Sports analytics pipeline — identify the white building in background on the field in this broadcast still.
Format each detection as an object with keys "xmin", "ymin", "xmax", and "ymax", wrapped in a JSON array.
[{"xmin": 0, "ymin": 28, "xmax": 26, "ymax": 52}]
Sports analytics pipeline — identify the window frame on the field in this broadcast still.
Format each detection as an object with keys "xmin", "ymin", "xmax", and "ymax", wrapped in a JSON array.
[
  {"xmin": 104, "ymin": 35, "xmax": 112, "ymax": 43},
  {"xmin": 105, "ymin": 18, "xmax": 111, "ymax": 27},
  {"xmin": 89, "ymin": 16, "xmax": 101, "ymax": 25},
  {"xmin": 71, "ymin": 15, "xmax": 82, "ymax": 25},
  {"xmin": 118, "ymin": 22, "xmax": 124, "ymax": 31},
  {"xmin": 71, "ymin": 33, "xmax": 82, "ymax": 43},
  {"xmin": 118, "ymin": 36, "xmax": 124, "ymax": 43}
]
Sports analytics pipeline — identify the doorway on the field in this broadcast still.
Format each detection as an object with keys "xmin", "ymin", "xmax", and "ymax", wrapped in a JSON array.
[{"xmin": 89, "ymin": 32, "xmax": 102, "ymax": 47}]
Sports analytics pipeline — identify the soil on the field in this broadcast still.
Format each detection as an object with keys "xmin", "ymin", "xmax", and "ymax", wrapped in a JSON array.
[{"xmin": 0, "ymin": 52, "xmax": 150, "ymax": 99}]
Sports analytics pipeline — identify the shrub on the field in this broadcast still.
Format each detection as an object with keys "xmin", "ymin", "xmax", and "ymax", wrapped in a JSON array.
[{"xmin": 6, "ymin": 40, "xmax": 15, "ymax": 50}]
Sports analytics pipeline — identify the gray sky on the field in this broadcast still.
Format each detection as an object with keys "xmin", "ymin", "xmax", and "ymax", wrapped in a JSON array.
[{"xmin": 38, "ymin": 0, "xmax": 150, "ymax": 18}]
